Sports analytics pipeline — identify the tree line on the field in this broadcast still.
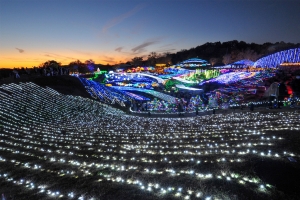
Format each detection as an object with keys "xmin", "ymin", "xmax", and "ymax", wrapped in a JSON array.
[
  {"xmin": 130, "ymin": 40, "xmax": 300, "ymax": 67},
  {"xmin": 1, "ymin": 40, "xmax": 299, "ymax": 80}
]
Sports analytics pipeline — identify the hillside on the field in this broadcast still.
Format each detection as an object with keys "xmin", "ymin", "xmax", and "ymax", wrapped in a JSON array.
[
  {"xmin": 0, "ymin": 75, "xmax": 91, "ymax": 99},
  {"xmin": 167, "ymin": 41, "xmax": 300, "ymax": 65},
  {"xmin": 0, "ymin": 81, "xmax": 300, "ymax": 199}
]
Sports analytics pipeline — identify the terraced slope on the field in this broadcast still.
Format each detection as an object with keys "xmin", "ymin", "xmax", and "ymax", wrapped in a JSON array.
[{"xmin": 0, "ymin": 82, "xmax": 300, "ymax": 200}]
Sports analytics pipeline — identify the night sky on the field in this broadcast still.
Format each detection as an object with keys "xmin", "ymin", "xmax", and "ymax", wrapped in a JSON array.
[{"xmin": 1, "ymin": 0, "xmax": 300, "ymax": 68}]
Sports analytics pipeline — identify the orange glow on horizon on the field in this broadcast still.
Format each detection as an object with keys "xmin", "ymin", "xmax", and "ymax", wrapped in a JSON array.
[{"xmin": 0, "ymin": 53, "xmax": 132, "ymax": 69}]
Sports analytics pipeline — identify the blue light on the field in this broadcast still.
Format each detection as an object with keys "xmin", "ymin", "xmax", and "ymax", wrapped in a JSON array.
[{"xmin": 254, "ymin": 48, "xmax": 300, "ymax": 68}]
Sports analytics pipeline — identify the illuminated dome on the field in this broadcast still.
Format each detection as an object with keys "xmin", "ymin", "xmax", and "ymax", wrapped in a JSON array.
[{"xmin": 177, "ymin": 58, "xmax": 210, "ymax": 68}]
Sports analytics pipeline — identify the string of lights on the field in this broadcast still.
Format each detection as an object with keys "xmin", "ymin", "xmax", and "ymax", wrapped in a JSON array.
[{"xmin": 0, "ymin": 82, "xmax": 299, "ymax": 199}]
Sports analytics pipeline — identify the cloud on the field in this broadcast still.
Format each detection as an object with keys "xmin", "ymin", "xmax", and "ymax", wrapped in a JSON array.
[
  {"xmin": 102, "ymin": 4, "xmax": 145, "ymax": 33},
  {"xmin": 156, "ymin": 43, "xmax": 177, "ymax": 54},
  {"xmin": 156, "ymin": 48, "xmax": 177, "ymax": 53},
  {"xmin": 99, "ymin": 55, "xmax": 115, "ymax": 64},
  {"xmin": 44, "ymin": 52, "xmax": 76, "ymax": 60},
  {"xmin": 132, "ymin": 42, "xmax": 156, "ymax": 53},
  {"xmin": 115, "ymin": 47, "xmax": 123, "ymax": 52},
  {"xmin": 15, "ymin": 48, "xmax": 24, "ymax": 53},
  {"xmin": 131, "ymin": 38, "xmax": 161, "ymax": 54}
]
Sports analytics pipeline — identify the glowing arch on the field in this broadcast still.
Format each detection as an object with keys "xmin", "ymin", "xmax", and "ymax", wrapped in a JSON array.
[
  {"xmin": 254, "ymin": 48, "xmax": 300, "ymax": 68},
  {"xmin": 133, "ymin": 73, "xmax": 165, "ymax": 84},
  {"xmin": 111, "ymin": 72, "xmax": 165, "ymax": 84}
]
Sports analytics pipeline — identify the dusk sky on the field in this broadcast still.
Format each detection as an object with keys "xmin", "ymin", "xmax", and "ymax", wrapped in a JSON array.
[{"xmin": 1, "ymin": 0, "xmax": 300, "ymax": 68}]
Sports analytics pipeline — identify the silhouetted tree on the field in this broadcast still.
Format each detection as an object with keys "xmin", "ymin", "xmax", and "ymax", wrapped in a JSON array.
[
  {"xmin": 222, "ymin": 54, "xmax": 231, "ymax": 65},
  {"xmin": 131, "ymin": 57, "xmax": 143, "ymax": 67},
  {"xmin": 156, "ymin": 52, "xmax": 172, "ymax": 65},
  {"xmin": 147, "ymin": 52, "xmax": 158, "ymax": 66},
  {"xmin": 164, "ymin": 52, "xmax": 172, "ymax": 62},
  {"xmin": 127, "ymin": 40, "xmax": 298, "ymax": 67},
  {"xmin": 41, "ymin": 60, "xmax": 61, "ymax": 69},
  {"xmin": 236, "ymin": 51, "xmax": 244, "ymax": 61},
  {"xmin": 69, "ymin": 60, "xmax": 86, "ymax": 74},
  {"xmin": 209, "ymin": 57, "xmax": 218, "ymax": 67},
  {"xmin": 244, "ymin": 49, "xmax": 259, "ymax": 61}
]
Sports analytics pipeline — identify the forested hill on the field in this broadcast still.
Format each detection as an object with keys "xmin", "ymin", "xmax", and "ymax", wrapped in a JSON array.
[{"xmin": 167, "ymin": 40, "xmax": 300, "ymax": 65}]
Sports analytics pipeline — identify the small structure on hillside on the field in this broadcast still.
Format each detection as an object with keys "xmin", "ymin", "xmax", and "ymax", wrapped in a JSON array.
[
  {"xmin": 177, "ymin": 58, "xmax": 210, "ymax": 68},
  {"xmin": 225, "ymin": 59, "xmax": 254, "ymax": 69},
  {"xmin": 264, "ymin": 82, "xmax": 279, "ymax": 98}
]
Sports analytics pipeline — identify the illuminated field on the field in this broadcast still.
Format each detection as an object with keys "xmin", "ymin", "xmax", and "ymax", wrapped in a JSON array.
[{"xmin": 0, "ymin": 82, "xmax": 300, "ymax": 199}]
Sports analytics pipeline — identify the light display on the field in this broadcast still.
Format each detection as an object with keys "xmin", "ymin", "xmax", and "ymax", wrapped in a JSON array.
[
  {"xmin": 201, "ymin": 72, "xmax": 257, "ymax": 85},
  {"xmin": 78, "ymin": 77, "xmax": 150, "ymax": 105},
  {"xmin": 125, "ymin": 66, "xmax": 155, "ymax": 73},
  {"xmin": 169, "ymin": 69, "xmax": 220, "ymax": 84},
  {"xmin": 173, "ymin": 76, "xmax": 195, "ymax": 84},
  {"xmin": 175, "ymin": 84, "xmax": 203, "ymax": 92},
  {"xmin": 280, "ymin": 63, "xmax": 300, "ymax": 66},
  {"xmin": 164, "ymin": 79, "xmax": 194, "ymax": 91},
  {"xmin": 124, "ymin": 91, "xmax": 150, "ymax": 101},
  {"xmin": 177, "ymin": 58, "xmax": 211, "ymax": 68},
  {"xmin": 0, "ymin": 82, "xmax": 299, "ymax": 199},
  {"xmin": 162, "ymin": 68, "xmax": 190, "ymax": 78},
  {"xmin": 107, "ymin": 72, "xmax": 165, "ymax": 84},
  {"xmin": 78, "ymin": 68, "xmax": 293, "ymax": 114},
  {"xmin": 254, "ymin": 48, "xmax": 300, "ymax": 68},
  {"xmin": 223, "ymin": 59, "xmax": 254, "ymax": 69},
  {"xmin": 89, "ymin": 70, "xmax": 107, "ymax": 81},
  {"xmin": 111, "ymin": 86, "xmax": 177, "ymax": 102}
]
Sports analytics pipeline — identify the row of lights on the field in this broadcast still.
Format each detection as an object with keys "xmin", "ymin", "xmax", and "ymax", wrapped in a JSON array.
[{"xmin": 0, "ymin": 82, "xmax": 299, "ymax": 199}]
